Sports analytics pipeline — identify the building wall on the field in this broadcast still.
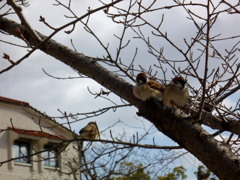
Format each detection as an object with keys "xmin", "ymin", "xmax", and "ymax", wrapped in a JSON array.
[{"xmin": 0, "ymin": 102, "xmax": 80, "ymax": 180}]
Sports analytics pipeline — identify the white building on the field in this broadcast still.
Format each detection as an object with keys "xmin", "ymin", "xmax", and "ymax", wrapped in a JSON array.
[{"xmin": 0, "ymin": 96, "xmax": 81, "ymax": 180}]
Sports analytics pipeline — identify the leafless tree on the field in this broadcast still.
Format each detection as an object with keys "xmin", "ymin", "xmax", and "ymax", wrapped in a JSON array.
[
  {"xmin": 62, "ymin": 131, "xmax": 185, "ymax": 180},
  {"xmin": 0, "ymin": 0, "xmax": 240, "ymax": 179}
]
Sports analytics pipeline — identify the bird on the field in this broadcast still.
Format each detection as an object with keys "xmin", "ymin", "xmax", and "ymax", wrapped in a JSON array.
[
  {"xmin": 79, "ymin": 121, "xmax": 100, "ymax": 140},
  {"xmin": 163, "ymin": 76, "xmax": 189, "ymax": 109},
  {"xmin": 133, "ymin": 72, "xmax": 164, "ymax": 102}
]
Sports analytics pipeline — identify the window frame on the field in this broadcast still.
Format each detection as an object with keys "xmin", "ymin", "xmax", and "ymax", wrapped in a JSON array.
[
  {"xmin": 43, "ymin": 145, "xmax": 59, "ymax": 168},
  {"xmin": 13, "ymin": 140, "xmax": 31, "ymax": 164}
]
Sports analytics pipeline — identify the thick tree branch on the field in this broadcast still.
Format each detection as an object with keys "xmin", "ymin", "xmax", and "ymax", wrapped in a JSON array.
[
  {"xmin": 7, "ymin": 0, "xmax": 41, "ymax": 43},
  {"xmin": 0, "ymin": 17, "xmax": 240, "ymax": 179},
  {"xmin": 191, "ymin": 109, "xmax": 240, "ymax": 136},
  {"xmin": 215, "ymin": 85, "xmax": 240, "ymax": 105}
]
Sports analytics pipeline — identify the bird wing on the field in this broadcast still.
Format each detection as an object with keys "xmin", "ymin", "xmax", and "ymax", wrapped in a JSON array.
[
  {"xmin": 147, "ymin": 80, "xmax": 164, "ymax": 92},
  {"xmin": 79, "ymin": 123, "xmax": 100, "ymax": 139},
  {"xmin": 95, "ymin": 124, "xmax": 100, "ymax": 139}
]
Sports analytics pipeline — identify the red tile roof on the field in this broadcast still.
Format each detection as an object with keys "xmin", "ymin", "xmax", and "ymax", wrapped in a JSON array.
[
  {"xmin": 8, "ymin": 127, "xmax": 65, "ymax": 140},
  {"xmin": 0, "ymin": 96, "xmax": 29, "ymax": 106},
  {"xmin": 0, "ymin": 96, "xmax": 75, "ymax": 138}
]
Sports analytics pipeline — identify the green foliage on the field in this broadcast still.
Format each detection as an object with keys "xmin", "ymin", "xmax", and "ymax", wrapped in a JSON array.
[
  {"xmin": 158, "ymin": 166, "xmax": 187, "ymax": 180},
  {"xmin": 110, "ymin": 162, "xmax": 189, "ymax": 180},
  {"xmin": 110, "ymin": 161, "xmax": 150, "ymax": 180},
  {"xmin": 110, "ymin": 162, "xmax": 219, "ymax": 180}
]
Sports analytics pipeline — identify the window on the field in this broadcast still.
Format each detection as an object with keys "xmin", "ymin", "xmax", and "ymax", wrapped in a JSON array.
[
  {"xmin": 43, "ymin": 145, "xmax": 59, "ymax": 167},
  {"xmin": 13, "ymin": 141, "xmax": 31, "ymax": 164}
]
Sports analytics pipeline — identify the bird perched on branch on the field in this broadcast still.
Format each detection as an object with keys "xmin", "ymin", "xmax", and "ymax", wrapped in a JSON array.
[
  {"xmin": 133, "ymin": 72, "xmax": 164, "ymax": 102},
  {"xmin": 79, "ymin": 121, "xmax": 100, "ymax": 140},
  {"xmin": 163, "ymin": 76, "xmax": 189, "ymax": 109}
]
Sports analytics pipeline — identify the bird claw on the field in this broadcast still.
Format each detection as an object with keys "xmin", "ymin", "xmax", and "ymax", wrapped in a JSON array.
[
  {"xmin": 163, "ymin": 106, "xmax": 191, "ymax": 118},
  {"xmin": 174, "ymin": 109, "xmax": 190, "ymax": 117},
  {"xmin": 163, "ymin": 106, "xmax": 176, "ymax": 114},
  {"xmin": 145, "ymin": 98, "xmax": 163, "ymax": 109},
  {"xmin": 136, "ymin": 99, "xmax": 162, "ymax": 117},
  {"xmin": 136, "ymin": 111, "xmax": 143, "ymax": 116}
]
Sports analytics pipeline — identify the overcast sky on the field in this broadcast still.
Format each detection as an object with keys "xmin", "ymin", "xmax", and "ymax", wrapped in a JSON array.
[{"xmin": 0, "ymin": 0, "xmax": 239, "ymax": 178}]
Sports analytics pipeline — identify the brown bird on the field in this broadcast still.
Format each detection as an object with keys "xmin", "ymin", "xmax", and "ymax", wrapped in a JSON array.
[
  {"xmin": 79, "ymin": 122, "xmax": 100, "ymax": 140},
  {"xmin": 133, "ymin": 72, "xmax": 164, "ymax": 101},
  {"xmin": 163, "ymin": 76, "xmax": 189, "ymax": 109}
]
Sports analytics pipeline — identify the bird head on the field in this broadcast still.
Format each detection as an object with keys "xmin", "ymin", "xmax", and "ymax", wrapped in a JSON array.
[
  {"xmin": 135, "ymin": 72, "xmax": 148, "ymax": 85},
  {"xmin": 88, "ymin": 121, "xmax": 97, "ymax": 126},
  {"xmin": 171, "ymin": 76, "xmax": 187, "ymax": 89}
]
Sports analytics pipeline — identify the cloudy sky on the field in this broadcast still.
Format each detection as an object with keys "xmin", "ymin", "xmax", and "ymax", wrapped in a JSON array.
[{"xmin": 1, "ymin": 0, "xmax": 239, "ymax": 177}]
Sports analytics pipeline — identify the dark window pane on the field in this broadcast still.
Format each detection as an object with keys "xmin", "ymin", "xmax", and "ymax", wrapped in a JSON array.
[
  {"xmin": 43, "ymin": 145, "xmax": 58, "ymax": 167},
  {"xmin": 13, "ymin": 141, "xmax": 30, "ymax": 164}
]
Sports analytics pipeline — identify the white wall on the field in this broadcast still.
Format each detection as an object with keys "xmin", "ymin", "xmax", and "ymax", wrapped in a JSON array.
[{"xmin": 0, "ymin": 102, "xmax": 80, "ymax": 180}]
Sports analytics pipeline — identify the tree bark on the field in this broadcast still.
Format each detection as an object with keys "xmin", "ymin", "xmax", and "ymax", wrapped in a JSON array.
[{"xmin": 0, "ymin": 17, "xmax": 240, "ymax": 180}]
